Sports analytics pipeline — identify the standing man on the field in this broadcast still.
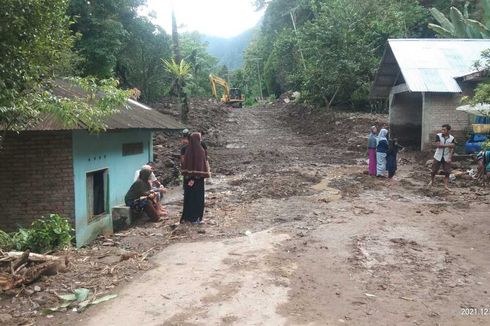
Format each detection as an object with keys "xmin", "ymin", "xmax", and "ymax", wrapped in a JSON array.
[{"xmin": 429, "ymin": 124, "xmax": 455, "ymax": 190}]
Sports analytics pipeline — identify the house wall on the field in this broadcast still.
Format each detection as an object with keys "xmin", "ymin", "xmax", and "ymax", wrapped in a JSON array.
[
  {"xmin": 389, "ymin": 92, "xmax": 423, "ymax": 148},
  {"xmin": 72, "ymin": 129, "xmax": 153, "ymax": 246},
  {"xmin": 421, "ymin": 93, "xmax": 470, "ymax": 151},
  {"xmin": 0, "ymin": 132, "xmax": 74, "ymax": 231}
]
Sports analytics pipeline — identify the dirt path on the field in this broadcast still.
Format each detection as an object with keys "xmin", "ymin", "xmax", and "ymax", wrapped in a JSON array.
[{"xmin": 72, "ymin": 105, "xmax": 490, "ymax": 325}]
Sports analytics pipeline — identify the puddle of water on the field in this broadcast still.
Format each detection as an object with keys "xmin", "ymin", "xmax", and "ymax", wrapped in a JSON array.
[
  {"xmin": 311, "ymin": 178, "xmax": 342, "ymax": 202},
  {"xmin": 226, "ymin": 143, "xmax": 246, "ymax": 149}
]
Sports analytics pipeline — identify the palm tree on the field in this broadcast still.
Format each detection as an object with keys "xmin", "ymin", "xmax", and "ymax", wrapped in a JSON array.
[{"xmin": 162, "ymin": 58, "xmax": 192, "ymax": 123}]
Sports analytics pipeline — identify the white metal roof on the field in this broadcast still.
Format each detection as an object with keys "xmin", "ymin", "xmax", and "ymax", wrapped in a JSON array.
[{"xmin": 371, "ymin": 39, "xmax": 490, "ymax": 98}]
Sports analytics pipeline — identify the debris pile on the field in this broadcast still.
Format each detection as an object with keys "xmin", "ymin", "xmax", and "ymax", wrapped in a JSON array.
[
  {"xmin": 0, "ymin": 250, "xmax": 68, "ymax": 291},
  {"xmin": 150, "ymin": 97, "xmax": 232, "ymax": 185}
]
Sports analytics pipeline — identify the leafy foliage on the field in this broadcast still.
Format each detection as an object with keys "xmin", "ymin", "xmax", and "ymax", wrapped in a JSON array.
[
  {"xmin": 0, "ymin": 214, "xmax": 74, "ymax": 253},
  {"xmin": 180, "ymin": 33, "xmax": 220, "ymax": 96},
  {"xmin": 163, "ymin": 58, "xmax": 192, "ymax": 122},
  {"xmin": 241, "ymin": 0, "xmax": 431, "ymax": 108},
  {"xmin": 0, "ymin": 230, "xmax": 14, "ymax": 250},
  {"xmin": 0, "ymin": 0, "xmax": 133, "ymax": 139},
  {"xmin": 116, "ymin": 17, "xmax": 173, "ymax": 102},
  {"xmin": 482, "ymin": 139, "xmax": 490, "ymax": 150},
  {"xmin": 462, "ymin": 49, "xmax": 490, "ymax": 111},
  {"xmin": 67, "ymin": 0, "xmax": 144, "ymax": 78},
  {"xmin": 0, "ymin": 0, "xmax": 74, "ymax": 131},
  {"xmin": 428, "ymin": 0, "xmax": 490, "ymax": 38}
]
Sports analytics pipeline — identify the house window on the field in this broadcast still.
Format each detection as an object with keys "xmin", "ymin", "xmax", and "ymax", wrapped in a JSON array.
[
  {"xmin": 122, "ymin": 142, "xmax": 143, "ymax": 156},
  {"xmin": 86, "ymin": 169, "xmax": 108, "ymax": 222}
]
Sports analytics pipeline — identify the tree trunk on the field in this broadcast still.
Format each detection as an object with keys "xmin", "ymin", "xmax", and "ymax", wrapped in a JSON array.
[
  {"xmin": 172, "ymin": 10, "xmax": 188, "ymax": 124},
  {"xmin": 181, "ymin": 92, "xmax": 189, "ymax": 124}
]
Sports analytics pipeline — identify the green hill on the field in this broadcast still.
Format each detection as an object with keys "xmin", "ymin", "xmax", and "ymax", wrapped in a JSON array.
[{"xmin": 204, "ymin": 29, "xmax": 255, "ymax": 70}]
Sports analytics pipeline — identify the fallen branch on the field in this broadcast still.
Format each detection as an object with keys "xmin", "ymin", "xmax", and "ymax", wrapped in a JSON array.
[
  {"xmin": 12, "ymin": 250, "xmax": 30, "ymax": 271},
  {"xmin": 0, "ymin": 251, "xmax": 61, "ymax": 263},
  {"xmin": 0, "ymin": 257, "xmax": 68, "ymax": 291}
]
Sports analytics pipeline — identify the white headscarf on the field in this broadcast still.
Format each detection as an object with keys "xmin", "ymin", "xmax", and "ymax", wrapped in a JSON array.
[{"xmin": 377, "ymin": 128, "xmax": 388, "ymax": 144}]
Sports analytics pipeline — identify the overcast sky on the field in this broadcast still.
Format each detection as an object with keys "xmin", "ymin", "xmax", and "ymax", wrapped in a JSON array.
[{"xmin": 142, "ymin": 0, "xmax": 264, "ymax": 38}]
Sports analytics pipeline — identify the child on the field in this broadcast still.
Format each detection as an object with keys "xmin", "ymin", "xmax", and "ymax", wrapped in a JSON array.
[{"xmin": 386, "ymin": 138, "xmax": 403, "ymax": 179}]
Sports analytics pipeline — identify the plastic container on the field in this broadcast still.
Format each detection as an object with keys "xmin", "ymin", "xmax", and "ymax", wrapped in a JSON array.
[
  {"xmin": 472, "ymin": 124, "xmax": 490, "ymax": 133},
  {"xmin": 465, "ymin": 139, "xmax": 483, "ymax": 153}
]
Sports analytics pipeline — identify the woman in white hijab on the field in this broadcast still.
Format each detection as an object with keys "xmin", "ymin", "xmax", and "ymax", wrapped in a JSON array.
[{"xmin": 376, "ymin": 128, "xmax": 389, "ymax": 176}]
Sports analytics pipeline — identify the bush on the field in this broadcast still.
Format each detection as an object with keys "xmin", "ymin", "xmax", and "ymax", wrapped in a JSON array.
[
  {"xmin": 0, "ymin": 230, "xmax": 14, "ymax": 250},
  {"xmin": 0, "ymin": 214, "xmax": 74, "ymax": 253},
  {"xmin": 483, "ymin": 139, "xmax": 490, "ymax": 150}
]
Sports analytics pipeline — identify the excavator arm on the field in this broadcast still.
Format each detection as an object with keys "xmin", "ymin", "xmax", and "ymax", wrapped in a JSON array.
[
  {"xmin": 209, "ymin": 74, "xmax": 244, "ymax": 107},
  {"xmin": 209, "ymin": 74, "xmax": 230, "ymax": 99}
]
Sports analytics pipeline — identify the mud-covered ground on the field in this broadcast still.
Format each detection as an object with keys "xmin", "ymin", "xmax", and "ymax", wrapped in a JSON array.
[{"xmin": 1, "ymin": 99, "xmax": 490, "ymax": 325}]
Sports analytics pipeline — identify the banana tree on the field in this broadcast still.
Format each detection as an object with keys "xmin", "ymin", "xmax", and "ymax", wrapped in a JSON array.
[
  {"xmin": 162, "ymin": 58, "xmax": 192, "ymax": 123},
  {"xmin": 428, "ymin": 1, "xmax": 490, "ymax": 38}
]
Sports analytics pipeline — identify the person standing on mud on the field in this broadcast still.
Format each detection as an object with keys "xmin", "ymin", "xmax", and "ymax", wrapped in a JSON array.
[
  {"xmin": 376, "ymin": 128, "xmax": 389, "ymax": 177},
  {"xmin": 429, "ymin": 124, "xmax": 455, "ymax": 190},
  {"xmin": 181, "ymin": 132, "xmax": 211, "ymax": 224},
  {"xmin": 386, "ymin": 138, "xmax": 403, "ymax": 179},
  {"xmin": 367, "ymin": 126, "xmax": 378, "ymax": 176}
]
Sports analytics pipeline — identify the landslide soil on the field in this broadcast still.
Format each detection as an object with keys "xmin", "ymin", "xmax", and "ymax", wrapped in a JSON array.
[{"xmin": 2, "ymin": 98, "xmax": 490, "ymax": 325}]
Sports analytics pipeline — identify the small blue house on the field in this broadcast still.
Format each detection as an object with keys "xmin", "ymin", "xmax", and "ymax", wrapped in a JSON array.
[{"xmin": 0, "ymin": 83, "xmax": 183, "ymax": 246}]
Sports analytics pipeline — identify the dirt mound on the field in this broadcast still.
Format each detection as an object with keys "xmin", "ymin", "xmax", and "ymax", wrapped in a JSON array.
[
  {"xmin": 150, "ymin": 97, "xmax": 232, "ymax": 185},
  {"xmin": 270, "ymin": 101, "xmax": 388, "ymax": 153}
]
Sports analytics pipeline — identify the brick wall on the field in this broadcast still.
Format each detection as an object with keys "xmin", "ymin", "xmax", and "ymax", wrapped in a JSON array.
[
  {"xmin": 421, "ymin": 93, "xmax": 470, "ymax": 151},
  {"xmin": 0, "ymin": 131, "xmax": 74, "ymax": 231}
]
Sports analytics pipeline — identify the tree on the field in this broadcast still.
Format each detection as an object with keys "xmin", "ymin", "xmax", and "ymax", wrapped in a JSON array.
[
  {"xmin": 242, "ymin": 0, "xmax": 431, "ymax": 108},
  {"xmin": 170, "ymin": 11, "xmax": 190, "ymax": 123},
  {"xmin": 67, "ymin": 0, "xmax": 144, "ymax": 78},
  {"xmin": 116, "ymin": 17, "xmax": 173, "ymax": 102},
  {"xmin": 0, "ymin": 0, "xmax": 132, "ymax": 143},
  {"xmin": 163, "ymin": 59, "xmax": 192, "ymax": 123},
  {"xmin": 462, "ymin": 49, "xmax": 490, "ymax": 112},
  {"xmin": 180, "ymin": 33, "xmax": 219, "ymax": 96},
  {"xmin": 1, "ymin": 0, "xmax": 74, "ymax": 135}
]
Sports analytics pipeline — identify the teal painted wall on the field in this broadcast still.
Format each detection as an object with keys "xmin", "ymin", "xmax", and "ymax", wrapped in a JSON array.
[{"xmin": 72, "ymin": 129, "xmax": 153, "ymax": 246}]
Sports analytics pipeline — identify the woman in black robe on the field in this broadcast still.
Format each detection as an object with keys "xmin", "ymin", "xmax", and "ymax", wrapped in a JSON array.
[{"xmin": 181, "ymin": 132, "xmax": 210, "ymax": 224}]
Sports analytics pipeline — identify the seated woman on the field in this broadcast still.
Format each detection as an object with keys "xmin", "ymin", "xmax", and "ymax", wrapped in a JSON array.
[{"xmin": 125, "ymin": 168, "xmax": 167, "ymax": 221}]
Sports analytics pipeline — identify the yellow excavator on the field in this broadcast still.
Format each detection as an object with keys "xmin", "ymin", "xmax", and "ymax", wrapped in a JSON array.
[{"xmin": 209, "ymin": 74, "xmax": 244, "ymax": 108}]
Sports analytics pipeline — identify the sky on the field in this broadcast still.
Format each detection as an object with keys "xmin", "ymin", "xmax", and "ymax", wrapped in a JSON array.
[{"xmin": 142, "ymin": 0, "xmax": 264, "ymax": 38}]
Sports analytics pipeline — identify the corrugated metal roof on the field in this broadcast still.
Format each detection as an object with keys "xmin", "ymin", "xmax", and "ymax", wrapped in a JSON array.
[
  {"xmin": 29, "ymin": 81, "xmax": 185, "ymax": 131},
  {"xmin": 370, "ymin": 39, "xmax": 490, "ymax": 98}
]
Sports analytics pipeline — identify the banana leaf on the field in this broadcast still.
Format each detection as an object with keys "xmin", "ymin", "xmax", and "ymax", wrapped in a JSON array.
[
  {"xmin": 449, "ymin": 7, "xmax": 468, "ymax": 38},
  {"xmin": 429, "ymin": 8, "xmax": 455, "ymax": 33},
  {"xmin": 428, "ymin": 24, "xmax": 454, "ymax": 38},
  {"xmin": 482, "ymin": 0, "xmax": 490, "ymax": 27},
  {"xmin": 467, "ymin": 19, "xmax": 490, "ymax": 38}
]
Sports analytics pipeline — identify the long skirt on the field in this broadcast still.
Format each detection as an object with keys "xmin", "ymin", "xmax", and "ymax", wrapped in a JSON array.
[
  {"xmin": 182, "ymin": 177, "xmax": 205, "ymax": 223},
  {"xmin": 368, "ymin": 148, "xmax": 377, "ymax": 176},
  {"xmin": 376, "ymin": 152, "xmax": 387, "ymax": 176}
]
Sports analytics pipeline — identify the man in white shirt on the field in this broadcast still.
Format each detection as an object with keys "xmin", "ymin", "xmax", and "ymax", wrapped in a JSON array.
[{"xmin": 429, "ymin": 124, "xmax": 455, "ymax": 190}]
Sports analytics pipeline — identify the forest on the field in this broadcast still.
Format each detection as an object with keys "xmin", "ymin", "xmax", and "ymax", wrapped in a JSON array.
[
  {"xmin": 238, "ymin": 0, "xmax": 490, "ymax": 109},
  {"xmin": 2, "ymin": 0, "xmax": 490, "ymax": 132}
]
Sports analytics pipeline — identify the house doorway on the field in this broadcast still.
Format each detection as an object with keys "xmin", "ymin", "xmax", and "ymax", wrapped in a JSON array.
[
  {"xmin": 389, "ymin": 92, "xmax": 423, "ymax": 149},
  {"xmin": 86, "ymin": 169, "xmax": 108, "ymax": 222}
]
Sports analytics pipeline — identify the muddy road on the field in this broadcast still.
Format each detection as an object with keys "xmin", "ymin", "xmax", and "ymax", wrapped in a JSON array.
[{"xmin": 27, "ymin": 103, "xmax": 490, "ymax": 325}]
